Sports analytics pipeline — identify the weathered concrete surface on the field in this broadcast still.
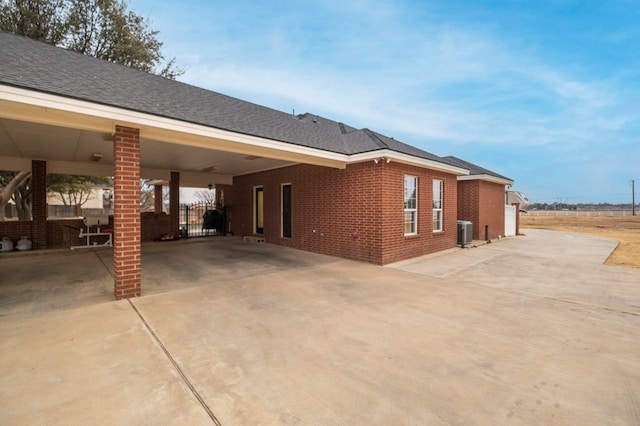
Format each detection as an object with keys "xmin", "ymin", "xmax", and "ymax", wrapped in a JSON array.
[
  {"xmin": 0, "ymin": 300, "xmax": 211, "ymax": 425},
  {"xmin": 1, "ymin": 230, "xmax": 639, "ymax": 424}
]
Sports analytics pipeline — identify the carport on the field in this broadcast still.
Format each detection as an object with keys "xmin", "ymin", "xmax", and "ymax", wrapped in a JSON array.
[{"xmin": 0, "ymin": 32, "xmax": 346, "ymax": 299}]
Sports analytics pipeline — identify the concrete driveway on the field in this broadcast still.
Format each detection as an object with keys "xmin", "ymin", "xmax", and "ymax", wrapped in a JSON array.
[{"xmin": 1, "ymin": 230, "xmax": 639, "ymax": 425}]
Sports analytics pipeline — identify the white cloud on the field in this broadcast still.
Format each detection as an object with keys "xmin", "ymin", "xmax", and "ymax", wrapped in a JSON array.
[{"xmin": 158, "ymin": 0, "xmax": 638, "ymax": 202}]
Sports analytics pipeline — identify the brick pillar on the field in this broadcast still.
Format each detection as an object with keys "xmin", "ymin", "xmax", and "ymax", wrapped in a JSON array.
[
  {"xmin": 154, "ymin": 185, "xmax": 163, "ymax": 213},
  {"xmin": 31, "ymin": 160, "xmax": 47, "ymax": 249},
  {"xmin": 216, "ymin": 183, "xmax": 232, "ymax": 234},
  {"xmin": 170, "ymin": 171, "xmax": 180, "ymax": 236},
  {"xmin": 512, "ymin": 202, "xmax": 520, "ymax": 236},
  {"xmin": 113, "ymin": 125, "xmax": 141, "ymax": 299}
]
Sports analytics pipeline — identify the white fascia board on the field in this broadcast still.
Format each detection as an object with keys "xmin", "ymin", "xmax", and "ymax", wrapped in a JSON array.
[
  {"xmin": 0, "ymin": 156, "xmax": 32, "ymax": 172},
  {"xmin": 0, "ymin": 85, "xmax": 347, "ymax": 166},
  {"xmin": 348, "ymin": 149, "xmax": 469, "ymax": 176},
  {"xmin": 1, "ymin": 85, "xmax": 469, "ymax": 175},
  {"xmin": 458, "ymin": 174, "xmax": 513, "ymax": 185}
]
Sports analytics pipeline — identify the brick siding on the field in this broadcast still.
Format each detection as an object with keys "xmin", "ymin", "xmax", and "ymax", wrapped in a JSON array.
[
  {"xmin": 231, "ymin": 161, "xmax": 458, "ymax": 265},
  {"xmin": 457, "ymin": 179, "xmax": 506, "ymax": 240}
]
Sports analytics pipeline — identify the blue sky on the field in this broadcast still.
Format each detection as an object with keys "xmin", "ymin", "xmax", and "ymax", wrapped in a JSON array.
[{"xmin": 130, "ymin": 0, "xmax": 639, "ymax": 204}]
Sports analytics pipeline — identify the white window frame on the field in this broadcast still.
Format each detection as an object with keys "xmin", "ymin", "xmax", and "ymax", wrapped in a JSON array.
[
  {"xmin": 432, "ymin": 179, "xmax": 443, "ymax": 232},
  {"xmin": 404, "ymin": 175, "xmax": 418, "ymax": 236}
]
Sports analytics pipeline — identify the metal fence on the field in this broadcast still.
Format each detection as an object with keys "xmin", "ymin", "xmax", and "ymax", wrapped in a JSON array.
[
  {"xmin": 179, "ymin": 202, "xmax": 226, "ymax": 238},
  {"xmin": 527, "ymin": 210, "xmax": 635, "ymax": 217}
]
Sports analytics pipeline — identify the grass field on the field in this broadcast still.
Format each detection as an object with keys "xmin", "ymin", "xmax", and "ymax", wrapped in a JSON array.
[{"xmin": 520, "ymin": 215, "xmax": 640, "ymax": 268}]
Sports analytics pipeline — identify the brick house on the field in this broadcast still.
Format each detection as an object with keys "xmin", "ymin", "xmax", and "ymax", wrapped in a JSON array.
[
  {"xmin": 443, "ymin": 156, "xmax": 514, "ymax": 241},
  {"xmin": 0, "ymin": 32, "xmax": 512, "ymax": 298}
]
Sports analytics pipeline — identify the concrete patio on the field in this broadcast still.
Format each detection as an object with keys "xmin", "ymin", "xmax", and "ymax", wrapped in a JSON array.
[{"xmin": 1, "ymin": 230, "xmax": 639, "ymax": 424}]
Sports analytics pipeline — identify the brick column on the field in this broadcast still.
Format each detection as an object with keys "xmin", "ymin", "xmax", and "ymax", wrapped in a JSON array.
[
  {"xmin": 170, "ymin": 171, "xmax": 180, "ymax": 236},
  {"xmin": 113, "ymin": 125, "xmax": 141, "ymax": 299},
  {"xmin": 512, "ymin": 202, "xmax": 520, "ymax": 236},
  {"xmin": 31, "ymin": 160, "xmax": 47, "ymax": 249},
  {"xmin": 154, "ymin": 184, "xmax": 163, "ymax": 213},
  {"xmin": 216, "ymin": 183, "xmax": 232, "ymax": 234}
]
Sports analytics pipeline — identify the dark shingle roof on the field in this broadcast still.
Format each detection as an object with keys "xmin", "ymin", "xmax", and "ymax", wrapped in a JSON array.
[
  {"xmin": 0, "ymin": 31, "xmax": 462, "ymax": 168},
  {"xmin": 443, "ymin": 156, "xmax": 512, "ymax": 182}
]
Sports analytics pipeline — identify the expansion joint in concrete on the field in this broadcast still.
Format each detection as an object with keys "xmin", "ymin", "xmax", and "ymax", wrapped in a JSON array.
[{"xmin": 127, "ymin": 299, "xmax": 221, "ymax": 425}]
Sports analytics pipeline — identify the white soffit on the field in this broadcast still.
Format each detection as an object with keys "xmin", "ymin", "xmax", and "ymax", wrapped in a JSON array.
[
  {"xmin": 0, "ymin": 85, "xmax": 346, "ymax": 169},
  {"xmin": 1, "ymin": 85, "xmax": 471, "ymax": 175}
]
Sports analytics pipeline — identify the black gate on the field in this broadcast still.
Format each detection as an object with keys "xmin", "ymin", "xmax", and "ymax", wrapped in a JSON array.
[{"xmin": 179, "ymin": 202, "xmax": 226, "ymax": 238}]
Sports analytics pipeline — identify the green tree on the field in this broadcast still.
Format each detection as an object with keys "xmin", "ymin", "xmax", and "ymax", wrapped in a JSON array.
[
  {"xmin": 0, "ymin": 0, "xmax": 182, "ymax": 77},
  {"xmin": 0, "ymin": 0, "xmax": 183, "ymax": 219},
  {"xmin": 0, "ymin": 0, "xmax": 69, "ymax": 44},
  {"xmin": 47, "ymin": 174, "xmax": 111, "ymax": 206}
]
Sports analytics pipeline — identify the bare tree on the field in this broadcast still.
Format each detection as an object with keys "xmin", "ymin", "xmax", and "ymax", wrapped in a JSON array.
[
  {"xmin": 139, "ymin": 179, "xmax": 169, "ymax": 212},
  {"xmin": 193, "ymin": 189, "xmax": 216, "ymax": 205},
  {"xmin": 0, "ymin": 0, "xmax": 183, "ymax": 220},
  {"xmin": 0, "ymin": 171, "xmax": 31, "ymax": 220}
]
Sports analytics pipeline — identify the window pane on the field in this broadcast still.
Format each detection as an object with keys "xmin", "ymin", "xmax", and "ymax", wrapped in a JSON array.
[
  {"xmin": 432, "ymin": 180, "xmax": 442, "ymax": 208},
  {"xmin": 404, "ymin": 177, "xmax": 416, "ymax": 206},
  {"xmin": 433, "ymin": 210, "xmax": 442, "ymax": 231},
  {"xmin": 404, "ymin": 176, "xmax": 417, "ymax": 235},
  {"xmin": 432, "ymin": 179, "xmax": 443, "ymax": 232},
  {"xmin": 404, "ymin": 211, "xmax": 416, "ymax": 234},
  {"xmin": 405, "ymin": 198, "xmax": 416, "ymax": 210}
]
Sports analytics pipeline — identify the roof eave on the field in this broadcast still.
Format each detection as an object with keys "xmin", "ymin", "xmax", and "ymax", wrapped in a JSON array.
[
  {"xmin": 348, "ymin": 149, "xmax": 469, "ymax": 175},
  {"xmin": 458, "ymin": 174, "xmax": 513, "ymax": 185},
  {"xmin": 0, "ymin": 84, "xmax": 349, "ymax": 169}
]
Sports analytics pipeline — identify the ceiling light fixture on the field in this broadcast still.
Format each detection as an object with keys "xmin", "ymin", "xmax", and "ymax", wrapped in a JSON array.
[{"xmin": 90, "ymin": 152, "xmax": 103, "ymax": 162}]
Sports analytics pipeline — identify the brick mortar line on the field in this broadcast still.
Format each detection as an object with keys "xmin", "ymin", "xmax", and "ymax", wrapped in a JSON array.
[{"xmin": 127, "ymin": 299, "xmax": 221, "ymax": 425}]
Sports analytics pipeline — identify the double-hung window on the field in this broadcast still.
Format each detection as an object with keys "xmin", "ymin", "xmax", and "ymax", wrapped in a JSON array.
[
  {"xmin": 404, "ymin": 175, "xmax": 417, "ymax": 235},
  {"xmin": 432, "ymin": 179, "xmax": 443, "ymax": 232}
]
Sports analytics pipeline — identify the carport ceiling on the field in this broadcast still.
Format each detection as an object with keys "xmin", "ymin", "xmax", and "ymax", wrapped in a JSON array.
[{"xmin": 0, "ymin": 117, "xmax": 296, "ymax": 185}]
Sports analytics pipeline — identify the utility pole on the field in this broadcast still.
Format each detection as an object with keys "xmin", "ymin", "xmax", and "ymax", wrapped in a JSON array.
[{"xmin": 632, "ymin": 180, "xmax": 636, "ymax": 216}]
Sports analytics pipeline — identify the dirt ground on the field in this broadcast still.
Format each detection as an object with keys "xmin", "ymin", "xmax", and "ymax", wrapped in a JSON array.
[{"xmin": 521, "ymin": 215, "xmax": 640, "ymax": 268}]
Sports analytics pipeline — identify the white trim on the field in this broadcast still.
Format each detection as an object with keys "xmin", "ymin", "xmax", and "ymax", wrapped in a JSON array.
[
  {"xmin": 0, "ymin": 156, "xmax": 31, "ymax": 172},
  {"xmin": 0, "ymin": 85, "xmax": 472, "ymax": 176},
  {"xmin": 0, "ymin": 155, "xmax": 235, "ymax": 185},
  {"xmin": 458, "ymin": 174, "xmax": 513, "ymax": 185},
  {"xmin": 0, "ymin": 85, "xmax": 346, "ymax": 165},
  {"xmin": 349, "ymin": 149, "xmax": 469, "ymax": 175}
]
